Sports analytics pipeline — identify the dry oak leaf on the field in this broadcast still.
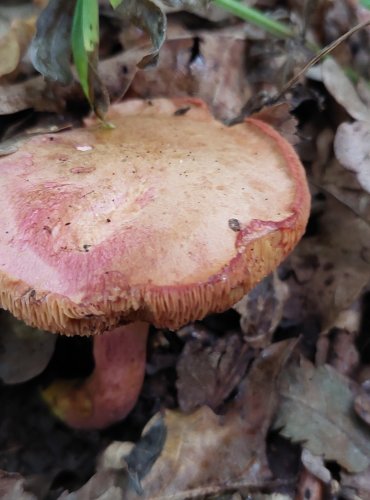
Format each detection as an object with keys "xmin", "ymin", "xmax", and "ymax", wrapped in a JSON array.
[
  {"xmin": 274, "ymin": 356, "xmax": 370, "ymax": 473},
  {"xmin": 63, "ymin": 340, "xmax": 296, "ymax": 500},
  {"xmin": 121, "ymin": 340, "xmax": 296, "ymax": 499}
]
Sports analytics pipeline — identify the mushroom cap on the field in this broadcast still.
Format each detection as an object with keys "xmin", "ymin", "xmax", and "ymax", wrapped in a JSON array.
[{"xmin": 0, "ymin": 98, "xmax": 310, "ymax": 335}]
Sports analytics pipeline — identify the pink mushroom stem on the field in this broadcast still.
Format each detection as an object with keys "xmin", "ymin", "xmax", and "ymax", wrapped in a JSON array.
[{"xmin": 42, "ymin": 322, "xmax": 149, "ymax": 429}]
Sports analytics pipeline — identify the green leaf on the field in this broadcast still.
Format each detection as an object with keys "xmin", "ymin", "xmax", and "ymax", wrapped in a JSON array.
[
  {"xmin": 71, "ymin": 0, "xmax": 88, "ymax": 97},
  {"xmin": 274, "ymin": 357, "xmax": 370, "ymax": 473},
  {"xmin": 30, "ymin": 0, "xmax": 76, "ymax": 85},
  {"xmin": 114, "ymin": 0, "xmax": 167, "ymax": 68},
  {"xmin": 110, "ymin": 0, "xmax": 124, "ymax": 8},
  {"xmin": 71, "ymin": 0, "xmax": 109, "ymax": 119}
]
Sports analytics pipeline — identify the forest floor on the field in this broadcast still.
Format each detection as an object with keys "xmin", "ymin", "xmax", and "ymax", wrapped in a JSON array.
[{"xmin": 2, "ymin": 1, "xmax": 370, "ymax": 499}]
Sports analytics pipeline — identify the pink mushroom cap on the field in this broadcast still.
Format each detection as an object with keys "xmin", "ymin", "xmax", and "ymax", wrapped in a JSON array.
[{"xmin": 0, "ymin": 98, "xmax": 310, "ymax": 336}]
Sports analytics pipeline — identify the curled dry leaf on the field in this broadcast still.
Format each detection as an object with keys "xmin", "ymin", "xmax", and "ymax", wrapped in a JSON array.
[
  {"xmin": 321, "ymin": 58, "xmax": 370, "ymax": 122},
  {"xmin": 30, "ymin": 0, "xmax": 167, "ymax": 117},
  {"xmin": 176, "ymin": 333, "xmax": 251, "ymax": 412},
  {"xmin": 62, "ymin": 340, "xmax": 296, "ymax": 500},
  {"xmin": 114, "ymin": 0, "xmax": 167, "ymax": 69},
  {"xmin": 301, "ymin": 448, "xmax": 332, "ymax": 485},
  {"xmin": 0, "ymin": 309, "xmax": 56, "ymax": 384},
  {"xmin": 274, "ymin": 356, "xmax": 370, "ymax": 473},
  {"xmin": 234, "ymin": 273, "xmax": 289, "ymax": 349},
  {"xmin": 334, "ymin": 121, "xmax": 370, "ymax": 194},
  {"xmin": 30, "ymin": 0, "xmax": 75, "ymax": 86},
  {"xmin": 249, "ymin": 103, "xmax": 298, "ymax": 145}
]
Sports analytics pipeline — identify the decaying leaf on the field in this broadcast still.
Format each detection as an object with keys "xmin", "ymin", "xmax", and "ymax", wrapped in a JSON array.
[
  {"xmin": 0, "ymin": 46, "xmax": 142, "ymax": 116},
  {"xmin": 282, "ymin": 195, "xmax": 370, "ymax": 332},
  {"xmin": 190, "ymin": 33, "xmax": 249, "ymax": 122},
  {"xmin": 0, "ymin": 309, "xmax": 56, "ymax": 384},
  {"xmin": 0, "ymin": 470, "xmax": 36, "ymax": 500},
  {"xmin": 301, "ymin": 448, "xmax": 332, "ymax": 485},
  {"xmin": 296, "ymin": 468, "xmax": 325, "ymax": 500},
  {"xmin": 0, "ymin": 17, "xmax": 35, "ymax": 79},
  {"xmin": 341, "ymin": 465, "xmax": 370, "ymax": 500},
  {"xmin": 61, "ymin": 340, "xmax": 296, "ymax": 499},
  {"xmin": 334, "ymin": 121, "xmax": 370, "ymax": 194},
  {"xmin": 30, "ymin": 0, "xmax": 168, "ymax": 117},
  {"xmin": 176, "ymin": 333, "xmax": 250, "ymax": 412},
  {"xmin": 131, "ymin": 33, "xmax": 250, "ymax": 121},
  {"xmin": 114, "ymin": 0, "xmax": 167, "ymax": 69},
  {"xmin": 234, "ymin": 273, "xmax": 289, "ymax": 348},
  {"xmin": 30, "ymin": 0, "xmax": 76, "ymax": 85},
  {"xmin": 321, "ymin": 58, "xmax": 370, "ymax": 122},
  {"xmin": 250, "ymin": 103, "xmax": 298, "ymax": 145},
  {"xmin": 274, "ymin": 356, "xmax": 370, "ymax": 473}
]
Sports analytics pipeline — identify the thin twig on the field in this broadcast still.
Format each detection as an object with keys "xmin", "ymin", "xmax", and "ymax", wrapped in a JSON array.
[{"xmin": 273, "ymin": 19, "xmax": 370, "ymax": 102}]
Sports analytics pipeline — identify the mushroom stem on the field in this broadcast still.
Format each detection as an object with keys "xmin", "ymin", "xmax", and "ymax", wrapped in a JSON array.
[{"xmin": 42, "ymin": 322, "xmax": 149, "ymax": 429}]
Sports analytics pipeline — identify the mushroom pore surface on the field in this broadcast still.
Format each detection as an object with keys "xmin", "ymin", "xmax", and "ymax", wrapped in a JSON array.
[{"xmin": 0, "ymin": 98, "xmax": 310, "ymax": 334}]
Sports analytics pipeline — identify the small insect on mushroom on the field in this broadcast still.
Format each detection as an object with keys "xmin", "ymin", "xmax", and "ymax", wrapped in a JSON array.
[{"xmin": 228, "ymin": 218, "xmax": 241, "ymax": 232}]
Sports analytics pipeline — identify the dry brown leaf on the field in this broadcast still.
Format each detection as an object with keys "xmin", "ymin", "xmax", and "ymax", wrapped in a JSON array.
[
  {"xmin": 190, "ymin": 33, "xmax": 250, "ymax": 121},
  {"xmin": 234, "ymin": 273, "xmax": 289, "ymax": 349},
  {"xmin": 282, "ymin": 195, "xmax": 370, "ymax": 332},
  {"xmin": 341, "ymin": 465, "xmax": 370, "ymax": 499},
  {"xmin": 123, "ymin": 342, "xmax": 295, "ymax": 499},
  {"xmin": 0, "ymin": 47, "xmax": 142, "ymax": 115},
  {"xmin": 354, "ymin": 389, "xmax": 370, "ymax": 427},
  {"xmin": 0, "ymin": 18, "xmax": 36, "ymax": 80},
  {"xmin": 317, "ymin": 157, "xmax": 370, "ymax": 230},
  {"xmin": 176, "ymin": 333, "xmax": 250, "ymax": 412},
  {"xmin": 250, "ymin": 103, "xmax": 298, "ymax": 145},
  {"xmin": 334, "ymin": 121, "xmax": 370, "ymax": 194},
  {"xmin": 131, "ymin": 33, "xmax": 250, "ymax": 121},
  {"xmin": 326, "ymin": 326, "xmax": 360, "ymax": 377},
  {"xmin": 274, "ymin": 356, "xmax": 370, "ymax": 473},
  {"xmin": 62, "ymin": 340, "xmax": 296, "ymax": 500},
  {"xmin": 301, "ymin": 449, "xmax": 332, "ymax": 485},
  {"xmin": 321, "ymin": 58, "xmax": 370, "ymax": 122},
  {"xmin": 296, "ymin": 468, "xmax": 324, "ymax": 500}
]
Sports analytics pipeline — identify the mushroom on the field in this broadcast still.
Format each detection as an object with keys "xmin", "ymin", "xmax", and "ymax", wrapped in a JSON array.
[{"xmin": 0, "ymin": 98, "xmax": 310, "ymax": 429}]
